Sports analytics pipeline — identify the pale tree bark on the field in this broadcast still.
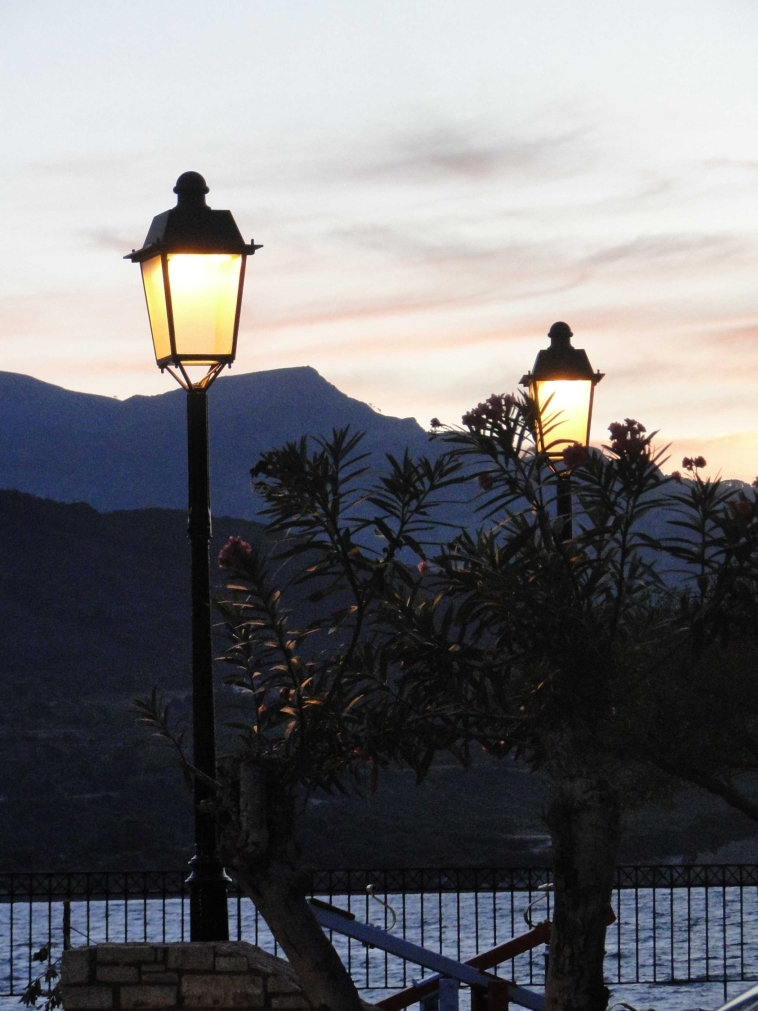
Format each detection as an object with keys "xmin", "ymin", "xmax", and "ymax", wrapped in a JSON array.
[
  {"xmin": 543, "ymin": 766, "xmax": 622, "ymax": 1011},
  {"xmin": 216, "ymin": 755, "xmax": 365, "ymax": 1011}
]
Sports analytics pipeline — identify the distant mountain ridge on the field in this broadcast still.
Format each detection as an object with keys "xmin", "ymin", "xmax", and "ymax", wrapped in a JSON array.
[
  {"xmin": 0, "ymin": 367, "xmax": 747, "ymax": 548},
  {"xmin": 0, "ymin": 368, "xmax": 431, "ymax": 518}
]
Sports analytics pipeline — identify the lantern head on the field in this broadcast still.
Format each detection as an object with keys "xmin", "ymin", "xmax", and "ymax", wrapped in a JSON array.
[
  {"xmin": 520, "ymin": 322, "xmax": 603, "ymax": 459},
  {"xmin": 126, "ymin": 172, "xmax": 261, "ymax": 371}
]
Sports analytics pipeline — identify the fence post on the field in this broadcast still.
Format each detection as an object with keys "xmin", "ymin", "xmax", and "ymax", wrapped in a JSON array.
[
  {"xmin": 420, "ymin": 991, "xmax": 439, "ymax": 1011},
  {"xmin": 63, "ymin": 901, "xmax": 71, "ymax": 951},
  {"xmin": 487, "ymin": 979, "xmax": 509, "ymax": 1011},
  {"xmin": 470, "ymin": 986, "xmax": 486, "ymax": 1011},
  {"xmin": 438, "ymin": 978, "xmax": 459, "ymax": 1011}
]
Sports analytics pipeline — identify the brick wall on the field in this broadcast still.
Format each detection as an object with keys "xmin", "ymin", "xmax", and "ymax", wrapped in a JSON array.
[{"xmin": 61, "ymin": 941, "xmax": 315, "ymax": 1011}]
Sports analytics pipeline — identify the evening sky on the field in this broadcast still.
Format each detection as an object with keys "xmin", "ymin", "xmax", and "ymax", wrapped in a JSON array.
[{"xmin": 1, "ymin": 1, "xmax": 756, "ymax": 476}]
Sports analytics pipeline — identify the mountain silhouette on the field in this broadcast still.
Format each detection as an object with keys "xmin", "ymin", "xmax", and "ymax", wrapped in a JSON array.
[{"xmin": 0, "ymin": 368, "xmax": 432, "ymax": 517}]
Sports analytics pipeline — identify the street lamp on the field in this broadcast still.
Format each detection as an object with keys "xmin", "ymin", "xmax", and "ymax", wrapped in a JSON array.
[
  {"xmin": 520, "ymin": 321, "xmax": 603, "ymax": 538},
  {"xmin": 126, "ymin": 171, "xmax": 261, "ymax": 941}
]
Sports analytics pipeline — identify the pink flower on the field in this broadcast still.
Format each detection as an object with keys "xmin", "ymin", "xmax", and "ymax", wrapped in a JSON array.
[
  {"xmin": 462, "ymin": 394, "xmax": 510, "ymax": 431},
  {"xmin": 430, "ymin": 417, "xmax": 441, "ymax": 429},
  {"xmin": 503, "ymin": 394, "xmax": 517, "ymax": 408},
  {"xmin": 682, "ymin": 456, "xmax": 707, "ymax": 472},
  {"xmin": 731, "ymin": 499, "xmax": 751, "ymax": 518},
  {"xmin": 562, "ymin": 443, "xmax": 589, "ymax": 469},
  {"xmin": 670, "ymin": 471, "xmax": 682, "ymax": 482},
  {"xmin": 752, "ymin": 477, "xmax": 758, "ymax": 490},
  {"xmin": 417, "ymin": 560, "xmax": 429, "ymax": 575},
  {"xmin": 477, "ymin": 473, "xmax": 495, "ymax": 491},
  {"xmin": 608, "ymin": 419, "xmax": 647, "ymax": 454},
  {"xmin": 218, "ymin": 535, "xmax": 253, "ymax": 570}
]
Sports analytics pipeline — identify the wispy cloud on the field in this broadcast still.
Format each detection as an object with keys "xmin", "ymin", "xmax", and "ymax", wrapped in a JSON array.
[
  {"xmin": 338, "ymin": 123, "xmax": 591, "ymax": 185},
  {"xmin": 84, "ymin": 229, "xmax": 137, "ymax": 252},
  {"xmin": 580, "ymin": 233, "xmax": 755, "ymax": 275},
  {"xmin": 703, "ymin": 158, "xmax": 758, "ymax": 177},
  {"xmin": 692, "ymin": 321, "xmax": 758, "ymax": 350}
]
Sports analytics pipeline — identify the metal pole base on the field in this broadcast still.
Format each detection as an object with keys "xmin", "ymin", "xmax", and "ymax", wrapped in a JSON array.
[{"xmin": 187, "ymin": 854, "xmax": 231, "ymax": 942}]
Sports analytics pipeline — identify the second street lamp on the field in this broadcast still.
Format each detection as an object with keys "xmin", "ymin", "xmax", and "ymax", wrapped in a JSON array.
[
  {"xmin": 126, "ymin": 171, "xmax": 261, "ymax": 941},
  {"xmin": 520, "ymin": 321, "xmax": 603, "ymax": 539}
]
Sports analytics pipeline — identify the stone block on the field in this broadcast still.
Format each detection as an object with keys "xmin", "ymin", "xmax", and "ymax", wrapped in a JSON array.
[
  {"xmin": 270, "ymin": 996, "xmax": 310, "ymax": 1010},
  {"xmin": 61, "ymin": 948, "xmax": 94, "ymax": 985},
  {"xmin": 181, "ymin": 972, "xmax": 264, "ymax": 1007},
  {"xmin": 96, "ymin": 944, "xmax": 157, "ymax": 965},
  {"xmin": 166, "ymin": 943, "xmax": 215, "ymax": 971},
  {"xmin": 120, "ymin": 984, "xmax": 177, "ymax": 1008},
  {"xmin": 94, "ymin": 946, "xmax": 120, "ymax": 965},
  {"xmin": 214, "ymin": 955, "xmax": 249, "ymax": 973},
  {"xmin": 213, "ymin": 943, "xmax": 247, "ymax": 957},
  {"xmin": 244, "ymin": 947, "xmax": 290, "ymax": 978},
  {"xmin": 267, "ymin": 976, "xmax": 303, "ymax": 995},
  {"xmin": 138, "ymin": 971, "xmax": 179, "ymax": 984},
  {"xmin": 96, "ymin": 965, "xmax": 139, "ymax": 983},
  {"xmin": 61, "ymin": 984, "xmax": 113, "ymax": 1008}
]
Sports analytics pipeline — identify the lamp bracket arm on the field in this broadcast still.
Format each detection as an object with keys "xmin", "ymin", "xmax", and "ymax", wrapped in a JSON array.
[{"xmin": 165, "ymin": 363, "xmax": 225, "ymax": 391}]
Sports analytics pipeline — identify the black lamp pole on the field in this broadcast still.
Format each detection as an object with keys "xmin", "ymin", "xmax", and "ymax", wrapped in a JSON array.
[
  {"xmin": 556, "ymin": 472, "xmax": 572, "ymax": 542},
  {"xmin": 185, "ymin": 385, "xmax": 230, "ymax": 941},
  {"xmin": 125, "ymin": 172, "xmax": 261, "ymax": 943}
]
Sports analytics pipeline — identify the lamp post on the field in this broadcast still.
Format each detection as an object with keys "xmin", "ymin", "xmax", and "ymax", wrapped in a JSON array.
[
  {"xmin": 520, "ymin": 322, "xmax": 603, "ymax": 539},
  {"xmin": 126, "ymin": 172, "xmax": 261, "ymax": 941}
]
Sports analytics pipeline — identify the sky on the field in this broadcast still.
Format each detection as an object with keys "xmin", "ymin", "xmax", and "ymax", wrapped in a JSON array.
[{"xmin": 1, "ymin": 0, "xmax": 757, "ymax": 478}]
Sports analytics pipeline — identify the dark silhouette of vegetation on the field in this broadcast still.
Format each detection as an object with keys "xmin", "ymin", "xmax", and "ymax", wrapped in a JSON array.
[{"xmin": 180, "ymin": 394, "xmax": 758, "ymax": 1011}]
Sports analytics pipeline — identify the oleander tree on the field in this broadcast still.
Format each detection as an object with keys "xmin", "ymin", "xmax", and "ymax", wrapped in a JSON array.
[
  {"xmin": 138, "ymin": 398, "xmax": 758, "ymax": 1011},
  {"xmin": 138, "ymin": 428, "xmax": 466, "ymax": 1011},
  {"xmin": 223, "ymin": 398, "xmax": 682, "ymax": 1011},
  {"xmin": 640, "ymin": 462, "xmax": 758, "ymax": 824},
  {"xmin": 370, "ymin": 402, "xmax": 678, "ymax": 1011}
]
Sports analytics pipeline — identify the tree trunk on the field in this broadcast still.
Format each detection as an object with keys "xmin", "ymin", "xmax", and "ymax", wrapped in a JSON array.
[
  {"xmin": 544, "ymin": 769, "xmax": 621, "ymax": 1011},
  {"xmin": 216, "ymin": 755, "xmax": 365, "ymax": 1011}
]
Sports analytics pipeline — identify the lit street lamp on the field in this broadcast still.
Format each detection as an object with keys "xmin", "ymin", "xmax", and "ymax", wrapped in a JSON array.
[
  {"xmin": 126, "ymin": 171, "xmax": 261, "ymax": 941},
  {"xmin": 520, "ymin": 322, "xmax": 603, "ymax": 538}
]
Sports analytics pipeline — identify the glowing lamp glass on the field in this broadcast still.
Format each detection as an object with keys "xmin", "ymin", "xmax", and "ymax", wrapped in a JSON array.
[
  {"xmin": 532, "ymin": 378, "xmax": 593, "ymax": 458},
  {"xmin": 140, "ymin": 253, "xmax": 243, "ymax": 366},
  {"xmin": 140, "ymin": 256, "xmax": 171, "ymax": 363}
]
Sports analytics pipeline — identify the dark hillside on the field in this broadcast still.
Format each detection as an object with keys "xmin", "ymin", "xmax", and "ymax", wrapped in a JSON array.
[
  {"xmin": 0, "ymin": 490, "xmax": 264, "ymax": 869},
  {"xmin": 1, "ymin": 490, "xmax": 757, "ymax": 872}
]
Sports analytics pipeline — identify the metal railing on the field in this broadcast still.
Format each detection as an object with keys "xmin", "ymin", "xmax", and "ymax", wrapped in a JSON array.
[{"xmin": 2, "ymin": 865, "xmax": 757, "ymax": 1003}]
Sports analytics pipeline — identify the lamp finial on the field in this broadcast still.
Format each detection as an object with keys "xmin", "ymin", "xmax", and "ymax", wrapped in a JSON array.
[
  {"xmin": 174, "ymin": 171, "xmax": 209, "ymax": 208},
  {"xmin": 548, "ymin": 321, "xmax": 573, "ymax": 345}
]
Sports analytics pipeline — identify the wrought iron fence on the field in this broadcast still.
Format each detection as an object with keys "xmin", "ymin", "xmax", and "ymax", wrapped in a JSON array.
[{"xmin": 2, "ymin": 866, "xmax": 757, "ymax": 1003}]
